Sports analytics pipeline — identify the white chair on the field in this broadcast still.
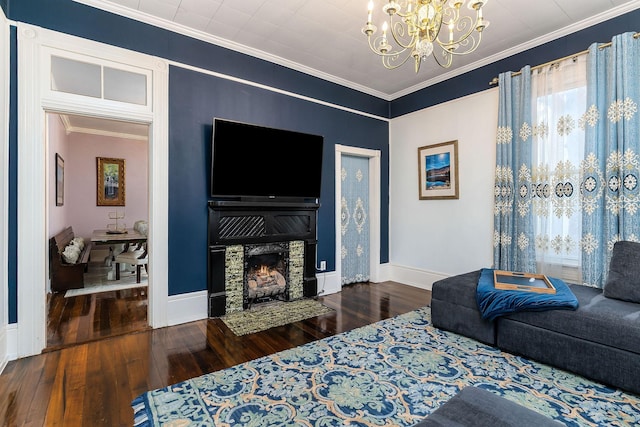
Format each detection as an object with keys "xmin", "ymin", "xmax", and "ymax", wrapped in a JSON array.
[{"xmin": 114, "ymin": 242, "xmax": 148, "ymax": 283}]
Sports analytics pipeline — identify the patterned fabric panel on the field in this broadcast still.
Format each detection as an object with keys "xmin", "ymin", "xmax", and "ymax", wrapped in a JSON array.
[{"xmin": 340, "ymin": 154, "xmax": 370, "ymax": 285}]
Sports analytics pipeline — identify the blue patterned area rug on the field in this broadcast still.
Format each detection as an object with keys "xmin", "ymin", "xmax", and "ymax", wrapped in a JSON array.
[{"xmin": 132, "ymin": 307, "xmax": 640, "ymax": 426}]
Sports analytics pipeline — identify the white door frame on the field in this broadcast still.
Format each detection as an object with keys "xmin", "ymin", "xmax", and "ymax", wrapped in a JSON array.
[
  {"xmin": 335, "ymin": 144, "xmax": 381, "ymax": 286},
  {"xmin": 0, "ymin": 9, "xmax": 10, "ymax": 372},
  {"xmin": 16, "ymin": 23, "xmax": 169, "ymax": 357}
]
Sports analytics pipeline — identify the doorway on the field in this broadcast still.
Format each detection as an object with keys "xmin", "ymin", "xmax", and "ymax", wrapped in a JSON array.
[
  {"xmin": 16, "ymin": 23, "xmax": 169, "ymax": 358},
  {"xmin": 334, "ymin": 145, "xmax": 381, "ymax": 287},
  {"xmin": 45, "ymin": 112, "xmax": 150, "ymax": 349}
]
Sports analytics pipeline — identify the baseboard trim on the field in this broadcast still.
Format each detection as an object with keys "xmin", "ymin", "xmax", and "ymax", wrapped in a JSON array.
[
  {"xmin": 167, "ymin": 290, "xmax": 208, "ymax": 326},
  {"xmin": 5, "ymin": 323, "xmax": 17, "ymax": 363},
  {"xmin": 316, "ymin": 271, "xmax": 339, "ymax": 296},
  {"xmin": 389, "ymin": 264, "xmax": 450, "ymax": 291}
]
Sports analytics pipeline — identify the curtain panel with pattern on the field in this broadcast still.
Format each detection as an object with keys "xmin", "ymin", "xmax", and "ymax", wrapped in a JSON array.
[{"xmin": 493, "ymin": 32, "xmax": 640, "ymax": 287}]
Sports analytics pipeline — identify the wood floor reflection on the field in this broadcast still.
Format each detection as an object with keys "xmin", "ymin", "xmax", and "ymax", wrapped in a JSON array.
[
  {"xmin": 46, "ymin": 261, "xmax": 149, "ymax": 351},
  {"xmin": 2, "ymin": 281, "xmax": 430, "ymax": 426}
]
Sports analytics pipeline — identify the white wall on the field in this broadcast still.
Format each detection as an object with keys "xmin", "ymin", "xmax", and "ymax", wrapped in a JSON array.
[{"xmin": 389, "ymin": 88, "xmax": 499, "ymax": 289}]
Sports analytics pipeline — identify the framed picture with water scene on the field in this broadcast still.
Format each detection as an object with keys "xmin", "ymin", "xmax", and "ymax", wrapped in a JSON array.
[
  {"xmin": 417, "ymin": 140, "xmax": 459, "ymax": 200},
  {"xmin": 97, "ymin": 157, "xmax": 126, "ymax": 206}
]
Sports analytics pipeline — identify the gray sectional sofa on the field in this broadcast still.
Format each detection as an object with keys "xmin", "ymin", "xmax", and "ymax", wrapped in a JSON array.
[{"xmin": 431, "ymin": 241, "xmax": 640, "ymax": 396}]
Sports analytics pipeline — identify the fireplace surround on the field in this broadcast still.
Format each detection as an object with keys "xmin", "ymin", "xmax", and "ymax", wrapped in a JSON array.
[{"xmin": 207, "ymin": 200, "xmax": 319, "ymax": 317}]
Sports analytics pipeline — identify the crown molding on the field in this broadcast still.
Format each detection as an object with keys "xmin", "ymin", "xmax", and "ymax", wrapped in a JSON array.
[
  {"xmin": 58, "ymin": 113, "xmax": 148, "ymax": 140},
  {"xmin": 67, "ymin": 124, "xmax": 148, "ymax": 141}
]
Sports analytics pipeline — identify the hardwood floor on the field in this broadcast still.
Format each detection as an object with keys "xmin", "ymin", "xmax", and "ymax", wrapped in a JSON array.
[
  {"xmin": 46, "ymin": 286, "xmax": 149, "ymax": 351},
  {"xmin": 46, "ymin": 260, "xmax": 150, "ymax": 351},
  {"xmin": 0, "ymin": 281, "xmax": 430, "ymax": 426}
]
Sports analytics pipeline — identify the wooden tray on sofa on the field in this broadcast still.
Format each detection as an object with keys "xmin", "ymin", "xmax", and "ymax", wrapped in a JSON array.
[{"xmin": 493, "ymin": 270, "xmax": 556, "ymax": 294}]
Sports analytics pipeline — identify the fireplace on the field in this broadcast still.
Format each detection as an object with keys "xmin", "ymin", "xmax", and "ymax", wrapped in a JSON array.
[
  {"xmin": 245, "ymin": 243, "xmax": 288, "ymax": 305},
  {"xmin": 207, "ymin": 200, "xmax": 319, "ymax": 317}
]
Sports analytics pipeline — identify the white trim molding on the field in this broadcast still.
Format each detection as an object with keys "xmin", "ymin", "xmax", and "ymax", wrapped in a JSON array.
[
  {"xmin": 335, "ymin": 144, "xmax": 382, "ymax": 290},
  {"xmin": 389, "ymin": 264, "xmax": 450, "ymax": 291},
  {"xmin": 0, "ymin": 7, "xmax": 10, "ymax": 373},
  {"xmin": 17, "ymin": 23, "xmax": 47, "ymax": 357},
  {"xmin": 316, "ymin": 271, "xmax": 340, "ymax": 296},
  {"xmin": 16, "ymin": 23, "xmax": 169, "ymax": 357},
  {"xmin": 167, "ymin": 291, "xmax": 208, "ymax": 326}
]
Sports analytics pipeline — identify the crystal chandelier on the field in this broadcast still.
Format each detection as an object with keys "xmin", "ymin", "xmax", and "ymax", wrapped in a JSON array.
[{"xmin": 362, "ymin": 0, "xmax": 490, "ymax": 72}]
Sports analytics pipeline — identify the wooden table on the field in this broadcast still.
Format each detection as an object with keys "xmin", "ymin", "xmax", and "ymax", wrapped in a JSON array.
[
  {"xmin": 91, "ymin": 229, "xmax": 147, "ymax": 246},
  {"xmin": 91, "ymin": 229, "xmax": 148, "ymax": 278}
]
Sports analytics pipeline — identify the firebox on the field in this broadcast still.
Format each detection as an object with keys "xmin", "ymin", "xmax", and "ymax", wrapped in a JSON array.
[
  {"xmin": 244, "ymin": 243, "xmax": 289, "ymax": 308},
  {"xmin": 207, "ymin": 200, "xmax": 319, "ymax": 317}
]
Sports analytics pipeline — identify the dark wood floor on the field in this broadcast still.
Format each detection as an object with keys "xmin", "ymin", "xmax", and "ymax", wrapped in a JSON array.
[
  {"xmin": 0, "ymin": 281, "xmax": 430, "ymax": 426},
  {"xmin": 46, "ymin": 286, "xmax": 149, "ymax": 351}
]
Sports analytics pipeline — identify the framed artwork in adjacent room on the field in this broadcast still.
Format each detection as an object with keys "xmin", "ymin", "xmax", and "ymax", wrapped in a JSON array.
[
  {"xmin": 417, "ymin": 140, "xmax": 459, "ymax": 200},
  {"xmin": 97, "ymin": 157, "xmax": 126, "ymax": 206},
  {"xmin": 55, "ymin": 153, "xmax": 64, "ymax": 206}
]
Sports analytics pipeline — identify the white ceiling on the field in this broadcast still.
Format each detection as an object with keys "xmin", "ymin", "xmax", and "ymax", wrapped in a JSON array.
[
  {"xmin": 57, "ymin": 113, "xmax": 149, "ymax": 140},
  {"xmin": 75, "ymin": 0, "xmax": 640, "ymax": 100}
]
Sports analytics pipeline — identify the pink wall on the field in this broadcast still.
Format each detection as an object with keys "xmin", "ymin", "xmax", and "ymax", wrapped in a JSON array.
[
  {"xmin": 48, "ymin": 114, "xmax": 71, "ymax": 237},
  {"xmin": 48, "ymin": 115, "xmax": 149, "ymax": 240}
]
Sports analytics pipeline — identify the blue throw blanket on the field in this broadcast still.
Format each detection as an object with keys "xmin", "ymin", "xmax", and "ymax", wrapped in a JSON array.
[{"xmin": 476, "ymin": 268, "xmax": 579, "ymax": 321}]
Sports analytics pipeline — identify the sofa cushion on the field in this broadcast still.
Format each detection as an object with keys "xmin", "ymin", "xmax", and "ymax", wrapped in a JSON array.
[
  {"xmin": 431, "ymin": 270, "xmax": 496, "ymax": 345},
  {"xmin": 501, "ymin": 284, "xmax": 640, "ymax": 355},
  {"xmin": 413, "ymin": 386, "xmax": 561, "ymax": 427},
  {"xmin": 432, "ymin": 270, "xmax": 481, "ymax": 310},
  {"xmin": 604, "ymin": 240, "xmax": 640, "ymax": 303}
]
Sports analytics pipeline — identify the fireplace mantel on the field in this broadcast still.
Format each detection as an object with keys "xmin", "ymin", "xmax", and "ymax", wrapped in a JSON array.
[{"xmin": 207, "ymin": 200, "xmax": 320, "ymax": 317}]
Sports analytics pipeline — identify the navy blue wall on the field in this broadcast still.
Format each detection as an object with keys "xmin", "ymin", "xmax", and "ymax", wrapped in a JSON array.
[
  {"xmin": 168, "ymin": 66, "xmax": 389, "ymax": 294},
  {"xmin": 8, "ymin": 26, "xmax": 17, "ymax": 323},
  {"xmin": 391, "ymin": 8, "xmax": 640, "ymax": 117}
]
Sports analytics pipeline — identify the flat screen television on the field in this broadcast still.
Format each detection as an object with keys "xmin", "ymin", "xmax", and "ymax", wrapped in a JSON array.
[{"xmin": 211, "ymin": 119, "xmax": 324, "ymax": 201}]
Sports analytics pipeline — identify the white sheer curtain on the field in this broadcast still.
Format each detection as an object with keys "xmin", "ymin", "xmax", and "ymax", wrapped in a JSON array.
[{"xmin": 530, "ymin": 56, "xmax": 587, "ymax": 282}]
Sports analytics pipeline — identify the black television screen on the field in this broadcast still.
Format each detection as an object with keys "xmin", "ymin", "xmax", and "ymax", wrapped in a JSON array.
[{"xmin": 211, "ymin": 119, "xmax": 324, "ymax": 200}]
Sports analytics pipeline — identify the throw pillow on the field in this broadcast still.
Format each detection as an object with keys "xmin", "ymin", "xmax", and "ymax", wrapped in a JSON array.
[
  {"xmin": 71, "ymin": 237, "xmax": 85, "ymax": 251},
  {"xmin": 62, "ymin": 244, "xmax": 81, "ymax": 264},
  {"xmin": 604, "ymin": 240, "xmax": 640, "ymax": 303}
]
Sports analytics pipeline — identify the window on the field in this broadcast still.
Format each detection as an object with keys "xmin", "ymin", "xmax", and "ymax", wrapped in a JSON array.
[
  {"xmin": 530, "ymin": 57, "xmax": 587, "ymax": 282},
  {"xmin": 47, "ymin": 50, "xmax": 151, "ymax": 108}
]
